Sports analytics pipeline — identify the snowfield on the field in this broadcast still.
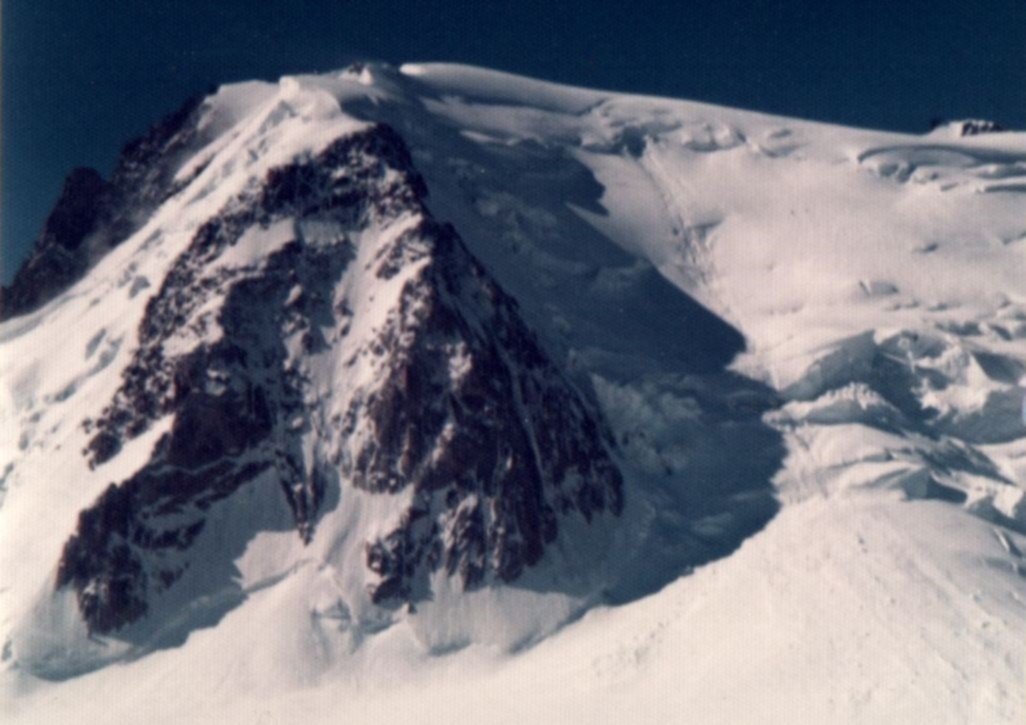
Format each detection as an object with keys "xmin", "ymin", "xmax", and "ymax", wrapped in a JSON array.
[{"xmin": 2, "ymin": 62, "xmax": 1025, "ymax": 723}]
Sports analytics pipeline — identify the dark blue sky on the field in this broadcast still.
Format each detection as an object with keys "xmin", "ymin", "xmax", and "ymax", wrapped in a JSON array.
[{"xmin": 3, "ymin": 0, "xmax": 1024, "ymax": 282}]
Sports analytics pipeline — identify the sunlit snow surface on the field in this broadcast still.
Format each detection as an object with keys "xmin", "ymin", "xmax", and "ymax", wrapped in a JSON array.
[{"xmin": 3, "ymin": 62, "xmax": 1026, "ymax": 723}]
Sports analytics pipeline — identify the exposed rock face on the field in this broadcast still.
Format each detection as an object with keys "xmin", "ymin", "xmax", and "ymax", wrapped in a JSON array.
[
  {"xmin": 957, "ymin": 119, "xmax": 1006, "ymax": 136},
  {"xmin": 1, "ymin": 94, "xmax": 207, "ymax": 320},
  {"xmin": 1, "ymin": 168, "xmax": 109, "ymax": 318},
  {"xmin": 353, "ymin": 217, "xmax": 624, "ymax": 601},
  {"xmin": 58, "ymin": 123, "xmax": 623, "ymax": 633},
  {"xmin": 930, "ymin": 117, "xmax": 1008, "ymax": 137}
]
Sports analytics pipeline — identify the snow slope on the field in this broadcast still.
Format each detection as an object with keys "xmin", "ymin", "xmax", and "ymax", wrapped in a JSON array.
[{"xmin": 2, "ymin": 62, "xmax": 1025, "ymax": 723}]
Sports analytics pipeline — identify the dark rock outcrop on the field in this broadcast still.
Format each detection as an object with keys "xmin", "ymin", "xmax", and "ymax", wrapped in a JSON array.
[
  {"xmin": 1, "ymin": 168, "xmax": 109, "ymax": 317},
  {"xmin": 957, "ymin": 119, "xmax": 1006, "ymax": 137},
  {"xmin": 930, "ymin": 117, "xmax": 1008, "ymax": 137},
  {"xmin": 351, "ymin": 218, "xmax": 623, "ymax": 601}
]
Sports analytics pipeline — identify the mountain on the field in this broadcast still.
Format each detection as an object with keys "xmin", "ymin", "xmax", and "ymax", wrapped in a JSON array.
[
  {"xmin": 2, "ymin": 63, "xmax": 1025, "ymax": 723},
  {"xmin": 0, "ymin": 93, "xmax": 209, "ymax": 320}
]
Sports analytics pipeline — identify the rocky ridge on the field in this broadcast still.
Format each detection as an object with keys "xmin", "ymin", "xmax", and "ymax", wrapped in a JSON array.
[{"xmin": 1, "ymin": 93, "xmax": 208, "ymax": 319}]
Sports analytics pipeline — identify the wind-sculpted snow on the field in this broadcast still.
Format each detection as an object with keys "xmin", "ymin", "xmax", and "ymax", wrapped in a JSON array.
[
  {"xmin": 769, "ymin": 322, "xmax": 1026, "ymax": 531},
  {"xmin": 859, "ymin": 143, "xmax": 1026, "ymax": 194}
]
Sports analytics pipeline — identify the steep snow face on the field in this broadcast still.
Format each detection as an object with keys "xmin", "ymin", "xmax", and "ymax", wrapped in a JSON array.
[{"xmin": 1, "ymin": 62, "xmax": 1025, "ymax": 722}]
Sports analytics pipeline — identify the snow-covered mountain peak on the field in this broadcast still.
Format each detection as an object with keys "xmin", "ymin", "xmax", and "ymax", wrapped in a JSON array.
[{"xmin": 2, "ymin": 63, "xmax": 1025, "ymax": 723}]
